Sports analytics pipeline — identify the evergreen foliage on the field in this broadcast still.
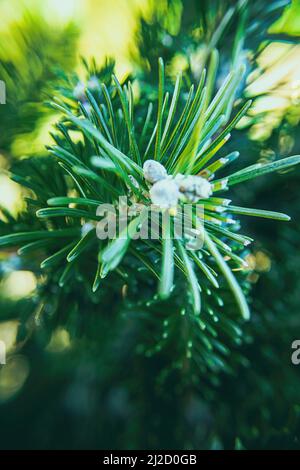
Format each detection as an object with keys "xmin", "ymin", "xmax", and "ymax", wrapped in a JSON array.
[{"xmin": 0, "ymin": 0, "xmax": 299, "ymax": 450}]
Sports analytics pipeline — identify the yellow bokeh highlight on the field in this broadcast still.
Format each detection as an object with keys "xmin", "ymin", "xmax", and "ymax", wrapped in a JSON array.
[
  {"xmin": 245, "ymin": 42, "xmax": 300, "ymax": 141},
  {"xmin": 77, "ymin": 0, "xmax": 148, "ymax": 78},
  {"xmin": 0, "ymin": 0, "xmax": 150, "ymax": 78},
  {"xmin": 0, "ymin": 320, "xmax": 19, "ymax": 352},
  {"xmin": 0, "ymin": 355, "xmax": 30, "ymax": 402},
  {"xmin": 0, "ymin": 174, "xmax": 24, "ymax": 217},
  {"xmin": 0, "ymin": 271, "xmax": 37, "ymax": 300},
  {"xmin": 46, "ymin": 328, "xmax": 71, "ymax": 353},
  {"xmin": 11, "ymin": 113, "xmax": 61, "ymax": 157},
  {"xmin": 246, "ymin": 43, "xmax": 300, "ymax": 97},
  {"xmin": 245, "ymin": 251, "xmax": 272, "ymax": 273},
  {"xmin": 270, "ymin": 0, "xmax": 300, "ymax": 36}
]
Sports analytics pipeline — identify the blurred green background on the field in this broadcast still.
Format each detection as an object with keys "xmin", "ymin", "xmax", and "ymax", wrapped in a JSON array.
[{"xmin": 0, "ymin": 0, "xmax": 300, "ymax": 450}]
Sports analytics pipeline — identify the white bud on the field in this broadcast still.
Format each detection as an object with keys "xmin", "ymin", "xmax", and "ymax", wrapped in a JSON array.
[
  {"xmin": 81, "ymin": 222, "xmax": 95, "ymax": 236},
  {"xmin": 82, "ymin": 101, "xmax": 92, "ymax": 115},
  {"xmin": 87, "ymin": 75, "xmax": 99, "ymax": 90},
  {"xmin": 73, "ymin": 81, "xmax": 86, "ymax": 101},
  {"xmin": 175, "ymin": 174, "xmax": 212, "ymax": 202},
  {"xmin": 150, "ymin": 179, "xmax": 180, "ymax": 209},
  {"xmin": 161, "ymin": 34, "xmax": 173, "ymax": 47},
  {"xmin": 143, "ymin": 159, "xmax": 168, "ymax": 184}
]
